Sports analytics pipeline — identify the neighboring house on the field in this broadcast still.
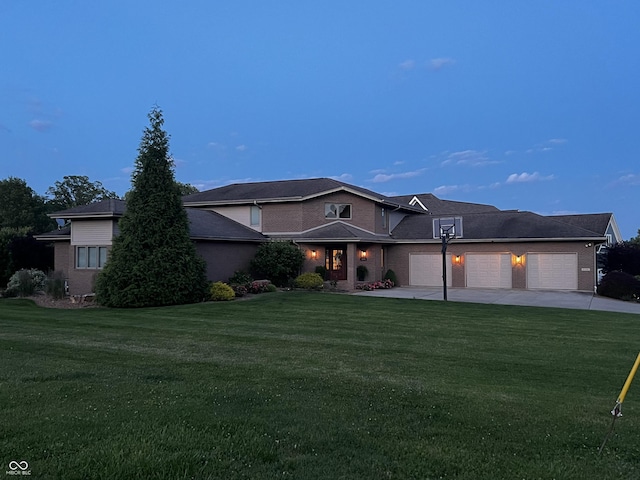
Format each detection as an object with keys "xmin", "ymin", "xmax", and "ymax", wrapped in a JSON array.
[{"xmin": 38, "ymin": 177, "xmax": 614, "ymax": 295}]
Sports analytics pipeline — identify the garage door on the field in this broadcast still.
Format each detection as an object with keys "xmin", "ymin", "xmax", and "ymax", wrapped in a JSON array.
[
  {"xmin": 527, "ymin": 253, "xmax": 577, "ymax": 290},
  {"xmin": 409, "ymin": 254, "xmax": 451, "ymax": 287},
  {"xmin": 466, "ymin": 254, "xmax": 512, "ymax": 288}
]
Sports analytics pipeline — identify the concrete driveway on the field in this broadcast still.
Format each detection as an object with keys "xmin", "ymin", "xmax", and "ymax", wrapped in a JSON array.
[{"xmin": 354, "ymin": 286, "xmax": 640, "ymax": 315}]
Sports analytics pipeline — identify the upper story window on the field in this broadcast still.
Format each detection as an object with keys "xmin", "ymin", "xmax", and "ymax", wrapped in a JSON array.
[
  {"xmin": 325, "ymin": 203, "xmax": 352, "ymax": 219},
  {"xmin": 250, "ymin": 205, "xmax": 261, "ymax": 226},
  {"xmin": 76, "ymin": 246, "xmax": 108, "ymax": 269}
]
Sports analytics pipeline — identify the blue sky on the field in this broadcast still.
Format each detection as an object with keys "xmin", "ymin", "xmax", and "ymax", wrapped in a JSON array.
[{"xmin": 1, "ymin": 1, "xmax": 639, "ymax": 238}]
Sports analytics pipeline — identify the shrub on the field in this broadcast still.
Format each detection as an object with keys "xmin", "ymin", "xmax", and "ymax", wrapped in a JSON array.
[
  {"xmin": 355, "ymin": 279, "xmax": 395, "ymax": 291},
  {"xmin": 210, "ymin": 282, "xmax": 236, "ymax": 301},
  {"xmin": 249, "ymin": 280, "xmax": 271, "ymax": 294},
  {"xmin": 294, "ymin": 272, "xmax": 324, "ymax": 290},
  {"xmin": 250, "ymin": 241, "xmax": 305, "ymax": 287},
  {"xmin": 266, "ymin": 283, "xmax": 278, "ymax": 293},
  {"xmin": 356, "ymin": 265, "xmax": 368, "ymax": 281},
  {"xmin": 46, "ymin": 270, "xmax": 66, "ymax": 300},
  {"xmin": 315, "ymin": 265, "xmax": 328, "ymax": 280},
  {"xmin": 232, "ymin": 285, "xmax": 248, "ymax": 297},
  {"xmin": 383, "ymin": 269, "xmax": 398, "ymax": 286},
  {"xmin": 228, "ymin": 271, "xmax": 253, "ymax": 286},
  {"xmin": 597, "ymin": 271, "xmax": 640, "ymax": 302},
  {"xmin": 5, "ymin": 268, "xmax": 47, "ymax": 297}
]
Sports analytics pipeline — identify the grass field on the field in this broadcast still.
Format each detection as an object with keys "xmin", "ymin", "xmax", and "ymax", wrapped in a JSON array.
[{"xmin": 1, "ymin": 292, "xmax": 639, "ymax": 479}]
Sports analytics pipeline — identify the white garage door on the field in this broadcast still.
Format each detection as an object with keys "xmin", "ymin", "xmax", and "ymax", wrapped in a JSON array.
[
  {"xmin": 466, "ymin": 254, "xmax": 512, "ymax": 288},
  {"xmin": 527, "ymin": 253, "xmax": 577, "ymax": 290},
  {"xmin": 409, "ymin": 254, "xmax": 451, "ymax": 287}
]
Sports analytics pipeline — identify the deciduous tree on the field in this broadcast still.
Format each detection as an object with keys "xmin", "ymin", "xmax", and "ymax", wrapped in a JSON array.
[
  {"xmin": 0, "ymin": 177, "xmax": 54, "ymax": 233},
  {"xmin": 95, "ymin": 107, "xmax": 207, "ymax": 307},
  {"xmin": 47, "ymin": 175, "xmax": 118, "ymax": 210}
]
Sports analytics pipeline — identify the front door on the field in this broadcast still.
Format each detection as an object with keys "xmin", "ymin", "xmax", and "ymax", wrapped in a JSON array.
[{"xmin": 326, "ymin": 247, "xmax": 347, "ymax": 281}]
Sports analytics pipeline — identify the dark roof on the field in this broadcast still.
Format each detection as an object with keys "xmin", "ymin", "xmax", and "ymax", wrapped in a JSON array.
[
  {"xmin": 392, "ymin": 210, "xmax": 606, "ymax": 241},
  {"xmin": 548, "ymin": 213, "xmax": 613, "ymax": 236},
  {"xmin": 273, "ymin": 221, "xmax": 393, "ymax": 243},
  {"xmin": 391, "ymin": 193, "xmax": 500, "ymax": 214},
  {"xmin": 44, "ymin": 199, "xmax": 265, "ymax": 243},
  {"xmin": 34, "ymin": 225, "xmax": 71, "ymax": 241},
  {"xmin": 186, "ymin": 209, "xmax": 266, "ymax": 242},
  {"xmin": 183, "ymin": 177, "xmax": 423, "ymax": 212},
  {"xmin": 49, "ymin": 198, "xmax": 126, "ymax": 218}
]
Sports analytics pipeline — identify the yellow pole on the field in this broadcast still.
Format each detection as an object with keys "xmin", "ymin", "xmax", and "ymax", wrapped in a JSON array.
[{"xmin": 616, "ymin": 352, "xmax": 640, "ymax": 405}]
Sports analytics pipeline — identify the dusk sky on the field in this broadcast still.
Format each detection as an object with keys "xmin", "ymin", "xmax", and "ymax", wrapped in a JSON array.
[{"xmin": 1, "ymin": 2, "xmax": 639, "ymax": 238}]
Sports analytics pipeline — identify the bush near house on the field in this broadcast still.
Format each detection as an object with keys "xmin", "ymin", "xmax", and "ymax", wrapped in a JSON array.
[
  {"xmin": 355, "ymin": 279, "xmax": 395, "ymax": 291},
  {"xmin": 4, "ymin": 268, "xmax": 47, "ymax": 297},
  {"xmin": 356, "ymin": 265, "xmax": 368, "ymax": 281},
  {"xmin": 294, "ymin": 272, "xmax": 324, "ymax": 290},
  {"xmin": 315, "ymin": 265, "xmax": 328, "ymax": 280},
  {"xmin": 210, "ymin": 282, "xmax": 236, "ymax": 301},
  {"xmin": 250, "ymin": 241, "xmax": 305, "ymax": 287},
  {"xmin": 45, "ymin": 270, "xmax": 66, "ymax": 300},
  {"xmin": 597, "ymin": 271, "xmax": 640, "ymax": 302},
  {"xmin": 383, "ymin": 269, "xmax": 398, "ymax": 286}
]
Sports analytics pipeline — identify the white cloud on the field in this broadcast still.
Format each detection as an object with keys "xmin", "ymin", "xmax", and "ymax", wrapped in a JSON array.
[
  {"xmin": 329, "ymin": 173, "xmax": 353, "ymax": 182},
  {"xmin": 29, "ymin": 119, "xmax": 53, "ymax": 132},
  {"xmin": 398, "ymin": 59, "xmax": 415, "ymax": 71},
  {"xmin": 615, "ymin": 173, "xmax": 640, "ymax": 186},
  {"xmin": 236, "ymin": 144, "xmax": 247, "ymax": 152},
  {"xmin": 433, "ymin": 184, "xmax": 463, "ymax": 195},
  {"xmin": 506, "ymin": 172, "xmax": 555, "ymax": 184},
  {"xmin": 441, "ymin": 149, "xmax": 498, "ymax": 167},
  {"xmin": 121, "ymin": 166, "xmax": 134, "ymax": 174},
  {"xmin": 370, "ymin": 169, "xmax": 425, "ymax": 183},
  {"xmin": 548, "ymin": 138, "xmax": 568, "ymax": 145},
  {"xmin": 429, "ymin": 58, "xmax": 456, "ymax": 71}
]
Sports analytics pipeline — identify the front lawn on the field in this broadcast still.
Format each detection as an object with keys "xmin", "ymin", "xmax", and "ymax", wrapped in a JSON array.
[{"xmin": 1, "ymin": 292, "xmax": 639, "ymax": 479}]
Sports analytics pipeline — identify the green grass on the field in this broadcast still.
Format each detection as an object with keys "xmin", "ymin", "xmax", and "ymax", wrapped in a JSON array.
[{"xmin": 1, "ymin": 292, "xmax": 639, "ymax": 479}]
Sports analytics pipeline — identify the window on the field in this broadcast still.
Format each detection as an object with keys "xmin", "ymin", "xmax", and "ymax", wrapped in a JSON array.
[
  {"xmin": 250, "ymin": 205, "xmax": 260, "ymax": 226},
  {"xmin": 325, "ymin": 203, "xmax": 352, "ymax": 219},
  {"xmin": 381, "ymin": 207, "xmax": 387, "ymax": 229},
  {"xmin": 76, "ymin": 246, "xmax": 108, "ymax": 269}
]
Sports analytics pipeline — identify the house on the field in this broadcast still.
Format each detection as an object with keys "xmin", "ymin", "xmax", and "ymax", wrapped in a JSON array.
[{"xmin": 39, "ymin": 177, "xmax": 617, "ymax": 295}]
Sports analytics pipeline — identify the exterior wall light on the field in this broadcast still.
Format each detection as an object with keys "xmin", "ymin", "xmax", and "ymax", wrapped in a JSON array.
[
  {"xmin": 311, "ymin": 249, "xmax": 317, "ymax": 259},
  {"xmin": 453, "ymin": 255, "xmax": 462, "ymax": 266},
  {"xmin": 360, "ymin": 249, "xmax": 367, "ymax": 261},
  {"xmin": 512, "ymin": 254, "xmax": 525, "ymax": 266}
]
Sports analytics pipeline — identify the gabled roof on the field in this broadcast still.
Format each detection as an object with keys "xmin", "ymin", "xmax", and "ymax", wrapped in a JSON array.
[
  {"xmin": 186, "ymin": 209, "xmax": 266, "ymax": 242},
  {"xmin": 391, "ymin": 193, "xmax": 500, "ymax": 214},
  {"xmin": 392, "ymin": 210, "xmax": 607, "ymax": 242},
  {"xmin": 49, "ymin": 198, "xmax": 126, "ymax": 219},
  {"xmin": 183, "ymin": 177, "xmax": 423, "ymax": 212},
  {"xmin": 548, "ymin": 213, "xmax": 620, "ymax": 240},
  {"xmin": 271, "ymin": 221, "xmax": 393, "ymax": 243}
]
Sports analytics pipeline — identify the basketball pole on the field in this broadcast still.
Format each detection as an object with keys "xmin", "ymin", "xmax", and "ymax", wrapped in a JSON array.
[{"xmin": 440, "ymin": 225, "xmax": 454, "ymax": 301}]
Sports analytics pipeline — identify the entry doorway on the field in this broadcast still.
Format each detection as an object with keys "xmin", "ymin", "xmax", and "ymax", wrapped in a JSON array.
[{"xmin": 326, "ymin": 247, "xmax": 347, "ymax": 281}]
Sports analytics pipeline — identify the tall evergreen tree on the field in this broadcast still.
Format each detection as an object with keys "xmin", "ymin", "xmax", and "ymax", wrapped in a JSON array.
[{"xmin": 95, "ymin": 108, "xmax": 207, "ymax": 307}]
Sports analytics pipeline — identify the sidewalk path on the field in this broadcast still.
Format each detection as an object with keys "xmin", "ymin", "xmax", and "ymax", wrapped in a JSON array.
[{"xmin": 354, "ymin": 287, "xmax": 640, "ymax": 315}]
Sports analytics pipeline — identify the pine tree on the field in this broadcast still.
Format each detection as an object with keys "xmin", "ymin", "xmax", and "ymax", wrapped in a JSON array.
[{"xmin": 95, "ymin": 107, "xmax": 207, "ymax": 307}]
